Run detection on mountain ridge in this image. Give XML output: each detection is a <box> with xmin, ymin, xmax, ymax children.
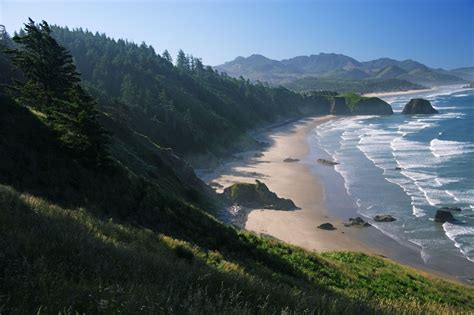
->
<box><xmin>216</xmin><ymin>53</ymin><xmax>469</xmax><ymax>92</ymax></box>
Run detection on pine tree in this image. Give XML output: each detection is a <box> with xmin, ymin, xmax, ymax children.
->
<box><xmin>6</xmin><ymin>19</ymin><xmax>109</xmax><ymax>166</ymax></box>
<box><xmin>162</xmin><ymin>49</ymin><xmax>172</xmax><ymax>64</ymax></box>
<box><xmin>176</xmin><ymin>49</ymin><xmax>189</xmax><ymax>71</ymax></box>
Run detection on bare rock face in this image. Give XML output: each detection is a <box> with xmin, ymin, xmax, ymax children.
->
<box><xmin>402</xmin><ymin>98</ymin><xmax>438</xmax><ymax>114</ymax></box>
<box><xmin>434</xmin><ymin>210</ymin><xmax>457</xmax><ymax>223</ymax></box>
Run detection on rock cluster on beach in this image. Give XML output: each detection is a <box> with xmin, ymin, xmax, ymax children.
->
<box><xmin>402</xmin><ymin>98</ymin><xmax>439</xmax><ymax>114</ymax></box>
<box><xmin>222</xmin><ymin>180</ymin><xmax>298</xmax><ymax>210</ymax></box>
<box><xmin>344</xmin><ymin>217</ymin><xmax>371</xmax><ymax>227</ymax></box>
<box><xmin>373</xmin><ymin>215</ymin><xmax>396</xmax><ymax>222</ymax></box>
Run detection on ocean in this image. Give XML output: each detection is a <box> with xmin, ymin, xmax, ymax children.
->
<box><xmin>311</xmin><ymin>85</ymin><xmax>474</xmax><ymax>272</ymax></box>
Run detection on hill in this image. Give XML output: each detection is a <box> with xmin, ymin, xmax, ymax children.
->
<box><xmin>0</xmin><ymin>20</ymin><xmax>473</xmax><ymax>314</ymax></box>
<box><xmin>216</xmin><ymin>53</ymin><xmax>468</xmax><ymax>92</ymax></box>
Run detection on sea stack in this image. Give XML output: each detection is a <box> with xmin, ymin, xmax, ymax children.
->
<box><xmin>402</xmin><ymin>98</ymin><xmax>438</xmax><ymax>114</ymax></box>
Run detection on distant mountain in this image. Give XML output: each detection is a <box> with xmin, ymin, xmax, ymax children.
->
<box><xmin>216</xmin><ymin>53</ymin><xmax>468</xmax><ymax>92</ymax></box>
<box><xmin>448</xmin><ymin>67</ymin><xmax>474</xmax><ymax>81</ymax></box>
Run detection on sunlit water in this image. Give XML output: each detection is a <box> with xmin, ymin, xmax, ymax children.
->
<box><xmin>312</xmin><ymin>85</ymin><xmax>474</xmax><ymax>265</ymax></box>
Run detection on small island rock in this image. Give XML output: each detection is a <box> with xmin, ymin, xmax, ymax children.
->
<box><xmin>402</xmin><ymin>98</ymin><xmax>438</xmax><ymax>114</ymax></box>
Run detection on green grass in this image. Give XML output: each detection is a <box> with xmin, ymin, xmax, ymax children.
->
<box><xmin>339</xmin><ymin>92</ymin><xmax>369</xmax><ymax>111</ymax></box>
<box><xmin>1</xmin><ymin>184</ymin><xmax>473</xmax><ymax>314</ymax></box>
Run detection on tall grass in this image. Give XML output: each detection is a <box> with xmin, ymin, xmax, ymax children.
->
<box><xmin>1</xmin><ymin>185</ymin><xmax>472</xmax><ymax>314</ymax></box>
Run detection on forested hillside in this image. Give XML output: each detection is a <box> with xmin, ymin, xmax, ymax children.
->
<box><xmin>51</xmin><ymin>27</ymin><xmax>321</xmax><ymax>163</ymax></box>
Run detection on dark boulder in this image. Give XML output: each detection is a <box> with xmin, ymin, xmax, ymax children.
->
<box><xmin>318</xmin><ymin>223</ymin><xmax>336</xmax><ymax>230</ymax></box>
<box><xmin>402</xmin><ymin>98</ymin><xmax>438</xmax><ymax>114</ymax></box>
<box><xmin>374</xmin><ymin>215</ymin><xmax>396</xmax><ymax>222</ymax></box>
<box><xmin>283</xmin><ymin>158</ymin><xmax>300</xmax><ymax>163</ymax></box>
<box><xmin>317</xmin><ymin>158</ymin><xmax>339</xmax><ymax>166</ymax></box>
<box><xmin>434</xmin><ymin>210</ymin><xmax>457</xmax><ymax>223</ymax></box>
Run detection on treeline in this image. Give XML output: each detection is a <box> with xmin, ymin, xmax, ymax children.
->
<box><xmin>49</xmin><ymin>26</ymin><xmax>326</xmax><ymax>159</ymax></box>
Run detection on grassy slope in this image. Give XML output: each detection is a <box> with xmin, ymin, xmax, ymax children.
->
<box><xmin>1</xmin><ymin>185</ymin><xmax>473</xmax><ymax>314</ymax></box>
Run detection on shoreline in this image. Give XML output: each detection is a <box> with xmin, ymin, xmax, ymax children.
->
<box><xmin>201</xmin><ymin>115</ymin><xmax>471</xmax><ymax>285</ymax></box>
<box><xmin>363</xmin><ymin>87</ymin><xmax>435</xmax><ymax>98</ymax></box>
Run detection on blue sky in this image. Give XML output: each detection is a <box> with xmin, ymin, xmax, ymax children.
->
<box><xmin>1</xmin><ymin>0</ymin><xmax>473</xmax><ymax>69</ymax></box>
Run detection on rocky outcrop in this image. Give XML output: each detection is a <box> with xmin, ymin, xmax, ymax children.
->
<box><xmin>330</xmin><ymin>97</ymin><xmax>352</xmax><ymax>115</ymax></box>
<box><xmin>434</xmin><ymin>210</ymin><xmax>457</xmax><ymax>223</ymax></box>
<box><xmin>318</xmin><ymin>223</ymin><xmax>336</xmax><ymax>230</ymax></box>
<box><xmin>374</xmin><ymin>215</ymin><xmax>396</xmax><ymax>222</ymax></box>
<box><xmin>344</xmin><ymin>217</ymin><xmax>371</xmax><ymax>227</ymax></box>
<box><xmin>317</xmin><ymin>158</ymin><xmax>339</xmax><ymax>166</ymax></box>
<box><xmin>222</xmin><ymin>180</ymin><xmax>298</xmax><ymax>210</ymax></box>
<box><xmin>402</xmin><ymin>98</ymin><xmax>438</xmax><ymax>114</ymax></box>
<box><xmin>330</xmin><ymin>95</ymin><xmax>393</xmax><ymax>115</ymax></box>
<box><xmin>351</xmin><ymin>97</ymin><xmax>394</xmax><ymax>115</ymax></box>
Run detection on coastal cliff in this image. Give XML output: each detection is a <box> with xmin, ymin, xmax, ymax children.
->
<box><xmin>330</xmin><ymin>93</ymin><xmax>393</xmax><ymax>115</ymax></box>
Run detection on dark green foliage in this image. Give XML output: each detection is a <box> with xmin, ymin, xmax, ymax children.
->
<box><xmin>49</xmin><ymin>27</ymin><xmax>324</xmax><ymax>160</ymax></box>
<box><xmin>5</xmin><ymin>19</ymin><xmax>108</xmax><ymax>166</ymax></box>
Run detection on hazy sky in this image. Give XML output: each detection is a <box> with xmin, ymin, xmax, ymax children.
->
<box><xmin>1</xmin><ymin>0</ymin><xmax>473</xmax><ymax>69</ymax></box>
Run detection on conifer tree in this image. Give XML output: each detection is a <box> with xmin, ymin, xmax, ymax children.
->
<box><xmin>6</xmin><ymin>19</ymin><xmax>109</xmax><ymax>166</ymax></box>
<box><xmin>162</xmin><ymin>49</ymin><xmax>172</xmax><ymax>64</ymax></box>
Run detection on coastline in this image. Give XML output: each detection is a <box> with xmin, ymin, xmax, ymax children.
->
<box><xmin>363</xmin><ymin>87</ymin><xmax>434</xmax><ymax>98</ymax></box>
<box><xmin>201</xmin><ymin>115</ymin><xmax>471</xmax><ymax>284</ymax></box>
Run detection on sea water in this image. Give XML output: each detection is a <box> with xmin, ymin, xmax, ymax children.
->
<box><xmin>311</xmin><ymin>85</ymin><xmax>474</xmax><ymax>269</ymax></box>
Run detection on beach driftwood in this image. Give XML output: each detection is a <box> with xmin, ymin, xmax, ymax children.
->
<box><xmin>283</xmin><ymin>157</ymin><xmax>300</xmax><ymax>162</ymax></box>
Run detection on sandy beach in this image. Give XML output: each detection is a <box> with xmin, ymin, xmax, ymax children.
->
<box><xmin>201</xmin><ymin>115</ymin><xmax>472</xmax><ymax>284</ymax></box>
<box><xmin>363</xmin><ymin>87</ymin><xmax>434</xmax><ymax>98</ymax></box>
<box><xmin>204</xmin><ymin>115</ymin><xmax>374</xmax><ymax>252</ymax></box>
